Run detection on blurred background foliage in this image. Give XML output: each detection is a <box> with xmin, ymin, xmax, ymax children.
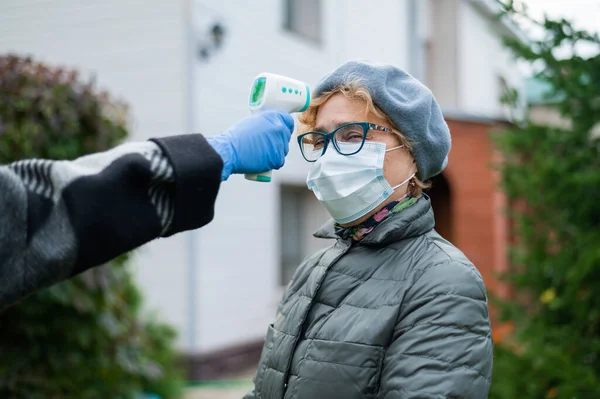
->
<box><xmin>490</xmin><ymin>2</ymin><xmax>600</xmax><ymax>398</ymax></box>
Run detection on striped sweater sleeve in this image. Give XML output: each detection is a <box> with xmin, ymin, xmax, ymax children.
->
<box><xmin>0</xmin><ymin>133</ymin><xmax>222</xmax><ymax>309</ymax></box>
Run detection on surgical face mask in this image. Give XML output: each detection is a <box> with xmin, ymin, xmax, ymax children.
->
<box><xmin>306</xmin><ymin>141</ymin><xmax>416</xmax><ymax>225</ymax></box>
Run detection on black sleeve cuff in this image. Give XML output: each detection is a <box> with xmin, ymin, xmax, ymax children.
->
<box><xmin>150</xmin><ymin>134</ymin><xmax>223</xmax><ymax>235</ymax></box>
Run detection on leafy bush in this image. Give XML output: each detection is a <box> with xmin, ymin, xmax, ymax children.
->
<box><xmin>490</xmin><ymin>3</ymin><xmax>600</xmax><ymax>398</ymax></box>
<box><xmin>0</xmin><ymin>55</ymin><xmax>184</xmax><ymax>398</ymax></box>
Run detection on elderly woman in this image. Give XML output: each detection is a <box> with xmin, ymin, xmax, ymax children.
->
<box><xmin>244</xmin><ymin>61</ymin><xmax>493</xmax><ymax>399</ymax></box>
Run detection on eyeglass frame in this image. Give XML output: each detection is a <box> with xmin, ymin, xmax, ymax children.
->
<box><xmin>297</xmin><ymin>122</ymin><xmax>394</xmax><ymax>162</ymax></box>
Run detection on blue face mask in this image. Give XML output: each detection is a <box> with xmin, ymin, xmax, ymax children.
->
<box><xmin>306</xmin><ymin>142</ymin><xmax>415</xmax><ymax>224</ymax></box>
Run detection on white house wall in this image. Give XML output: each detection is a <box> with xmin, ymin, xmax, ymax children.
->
<box><xmin>427</xmin><ymin>0</ymin><xmax>525</xmax><ymax>119</ymax></box>
<box><xmin>0</xmin><ymin>0</ymin><xmax>193</xmax><ymax>349</ymax></box>
<box><xmin>428</xmin><ymin>0</ymin><xmax>460</xmax><ymax>108</ymax></box>
<box><xmin>457</xmin><ymin>0</ymin><xmax>525</xmax><ymax>118</ymax></box>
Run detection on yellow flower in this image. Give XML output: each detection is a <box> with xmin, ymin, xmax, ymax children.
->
<box><xmin>540</xmin><ymin>288</ymin><xmax>556</xmax><ymax>304</ymax></box>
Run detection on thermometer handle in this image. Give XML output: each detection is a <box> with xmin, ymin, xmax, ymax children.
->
<box><xmin>244</xmin><ymin>170</ymin><xmax>272</xmax><ymax>182</ymax></box>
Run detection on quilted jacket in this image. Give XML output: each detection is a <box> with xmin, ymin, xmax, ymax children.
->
<box><xmin>244</xmin><ymin>195</ymin><xmax>493</xmax><ymax>399</ymax></box>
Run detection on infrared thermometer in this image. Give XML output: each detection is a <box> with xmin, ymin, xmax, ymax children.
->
<box><xmin>245</xmin><ymin>72</ymin><xmax>311</xmax><ymax>182</ymax></box>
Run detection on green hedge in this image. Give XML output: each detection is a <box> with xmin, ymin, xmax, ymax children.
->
<box><xmin>490</xmin><ymin>3</ymin><xmax>600</xmax><ymax>398</ymax></box>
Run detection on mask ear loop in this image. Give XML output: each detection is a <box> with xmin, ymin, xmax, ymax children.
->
<box><xmin>385</xmin><ymin>145</ymin><xmax>404</xmax><ymax>153</ymax></box>
<box><xmin>387</xmin><ymin>143</ymin><xmax>418</xmax><ymax>190</ymax></box>
<box><xmin>391</xmin><ymin>172</ymin><xmax>416</xmax><ymax>190</ymax></box>
<box><xmin>410</xmin><ymin>161</ymin><xmax>418</xmax><ymax>187</ymax></box>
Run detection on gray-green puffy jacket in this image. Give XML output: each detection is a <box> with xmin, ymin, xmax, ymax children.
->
<box><xmin>244</xmin><ymin>196</ymin><xmax>493</xmax><ymax>399</ymax></box>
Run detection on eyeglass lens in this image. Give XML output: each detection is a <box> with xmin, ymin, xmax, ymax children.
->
<box><xmin>300</xmin><ymin>123</ymin><xmax>366</xmax><ymax>161</ymax></box>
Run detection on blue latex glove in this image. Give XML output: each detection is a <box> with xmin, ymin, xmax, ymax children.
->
<box><xmin>207</xmin><ymin>110</ymin><xmax>295</xmax><ymax>181</ymax></box>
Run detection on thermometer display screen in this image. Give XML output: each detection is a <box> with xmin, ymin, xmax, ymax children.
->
<box><xmin>249</xmin><ymin>77</ymin><xmax>266</xmax><ymax>107</ymax></box>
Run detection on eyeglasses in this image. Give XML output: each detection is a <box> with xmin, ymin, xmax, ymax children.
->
<box><xmin>297</xmin><ymin>122</ymin><xmax>393</xmax><ymax>162</ymax></box>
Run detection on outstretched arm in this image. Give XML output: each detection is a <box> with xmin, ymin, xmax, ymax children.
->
<box><xmin>0</xmin><ymin>109</ymin><xmax>294</xmax><ymax>310</ymax></box>
<box><xmin>0</xmin><ymin>134</ymin><xmax>221</xmax><ymax>309</ymax></box>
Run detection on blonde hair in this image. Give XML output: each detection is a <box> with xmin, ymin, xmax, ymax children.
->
<box><xmin>299</xmin><ymin>80</ymin><xmax>430</xmax><ymax>197</ymax></box>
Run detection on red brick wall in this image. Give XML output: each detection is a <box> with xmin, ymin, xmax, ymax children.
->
<box><xmin>436</xmin><ymin>119</ymin><xmax>510</xmax><ymax>306</ymax></box>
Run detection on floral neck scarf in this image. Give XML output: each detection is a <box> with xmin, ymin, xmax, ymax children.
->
<box><xmin>334</xmin><ymin>194</ymin><xmax>418</xmax><ymax>242</ymax></box>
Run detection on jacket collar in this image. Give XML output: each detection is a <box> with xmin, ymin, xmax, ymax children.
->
<box><xmin>313</xmin><ymin>195</ymin><xmax>435</xmax><ymax>246</ymax></box>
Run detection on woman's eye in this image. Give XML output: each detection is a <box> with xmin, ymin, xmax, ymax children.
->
<box><xmin>346</xmin><ymin>132</ymin><xmax>363</xmax><ymax>141</ymax></box>
<box><xmin>338</xmin><ymin>129</ymin><xmax>363</xmax><ymax>142</ymax></box>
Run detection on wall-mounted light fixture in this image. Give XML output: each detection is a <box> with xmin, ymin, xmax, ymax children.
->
<box><xmin>197</xmin><ymin>22</ymin><xmax>226</xmax><ymax>61</ymax></box>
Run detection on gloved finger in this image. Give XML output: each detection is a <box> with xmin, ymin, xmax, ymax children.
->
<box><xmin>283</xmin><ymin>112</ymin><xmax>295</xmax><ymax>133</ymax></box>
<box><xmin>271</xmin><ymin>110</ymin><xmax>294</xmax><ymax>134</ymax></box>
<box><xmin>283</xmin><ymin>132</ymin><xmax>290</xmax><ymax>156</ymax></box>
<box><xmin>272</xmin><ymin>154</ymin><xmax>286</xmax><ymax>170</ymax></box>
<box><xmin>272</xmin><ymin>139</ymin><xmax>288</xmax><ymax>170</ymax></box>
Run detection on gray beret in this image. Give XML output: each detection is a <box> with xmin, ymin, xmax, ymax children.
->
<box><xmin>313</xmin><ymin>60</ymin><xmax>451</xmax><ymax>181</ymax></box>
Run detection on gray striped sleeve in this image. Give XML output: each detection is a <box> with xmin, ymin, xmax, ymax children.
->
<box><xmin>8</xmin><ymin>142</ymin><xmax>176</xmax><ymax>237</ymax></box>
<box><xmin>143</xmin><ymin>144</ymin><xmax>176</xmax><ymax>236</ymax></box>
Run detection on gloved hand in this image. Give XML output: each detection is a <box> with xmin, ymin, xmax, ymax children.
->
<box><xmin>207</xmin><ymin>110</ymin><xmax>295</xmax><ymax>181</ymax></box>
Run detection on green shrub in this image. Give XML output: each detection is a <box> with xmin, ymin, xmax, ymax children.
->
<box><xmin>0</xmin><ymin>55</ymin><xmax>184</xmax><ymax>398</ymax></box>
<box><xmin>490</xmin><ymin>3</ymin><xmax>600</xmax><ymax>398</ymax></box>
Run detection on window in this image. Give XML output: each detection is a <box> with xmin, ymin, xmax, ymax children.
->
<box><xmin>283</xmin><ymin>0</ymin><xmax>322</xmax><ymax>44</ymax></box>
<box><xmin>279</xmin><ymin>185</ymin><xmax>330</xmax><ymax>285</ymax></box>
<box><xmin>280</xmin><ymin>185</ymin><xmax>306</xmax><ymax>285</ymax></box>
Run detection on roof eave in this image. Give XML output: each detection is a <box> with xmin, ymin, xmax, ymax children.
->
<box><xmin>466</xmin><ymin>0</ymin><xmax>530</xmax><ymax>46</ymax></box>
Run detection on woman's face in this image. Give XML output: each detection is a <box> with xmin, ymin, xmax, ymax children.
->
<box><xmin>314</xmin><ymin>93</ymin><xmax>417</xmax><ymax>226</ymax></box>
